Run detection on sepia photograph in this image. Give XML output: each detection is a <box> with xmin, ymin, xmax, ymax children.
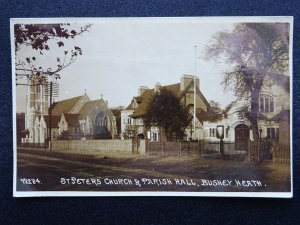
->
<box><xmin>12</xmin><ymin>17</ymin><xmax>293</xmax><ymax>197</ymax></box>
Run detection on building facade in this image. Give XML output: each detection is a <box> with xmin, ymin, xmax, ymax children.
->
<box><xmin>21</xmin><ymin>83</ymin><xmax>120</xmax><ymax>145</ymax></box>
<box><xmin>22</xmin><ymin>79</ymin><xmax>49</xmax><ymax>144</ymax></box>
<box><xmin>121</xmin><ymin>75</ymin><xmax>214</xmax><ymax>141</ymax></box>
<box><xmin>201</xmin><ymin>73</ymin><xmax>290</xmax><ymax>146</ymax></box>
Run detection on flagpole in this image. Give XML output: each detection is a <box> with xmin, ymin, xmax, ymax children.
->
<box><xmin>194</xmin><ymin>45</ymin><xmax>197</xmax><ymax>140</ymax></box>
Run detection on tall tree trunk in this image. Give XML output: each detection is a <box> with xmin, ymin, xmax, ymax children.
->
<box><xmin>160</xmin><ymin>127</ymin><xmax>167</xmax><ymax>142</ymax></box>
<box><xmin>250</xmin><ymin>88</ymin><xmax>260</xmax><ymax>141</ymax></box>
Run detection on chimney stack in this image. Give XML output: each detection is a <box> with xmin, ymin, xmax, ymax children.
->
<box><xmin>154</xmin><ymin>82</ymin><xmax>161</xmax><ymax>92</ymax></box>
<box><xmin>138</xmin><ymin>86</ymin><xmax>149</xmax><ymax>96</ymax></box>
<box><xmin>180</xmin><ymin>74</ymin><xmax>199</xmax><ymax>91</ymax></box>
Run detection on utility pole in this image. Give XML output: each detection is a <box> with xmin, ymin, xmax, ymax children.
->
<box><xmin>194</xmin><ymin>45</ymin><xmax>197</xmax><ymax>140</ymax></box>
<box><xmin>45</xmin><ymin>81</ymin><xmax>59</xmax><ymax>151</ymax></box>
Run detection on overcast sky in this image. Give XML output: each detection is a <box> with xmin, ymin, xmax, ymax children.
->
<box><xmin>15</xmin><ymin>18</ymin><xmax>245</xmax><ymax>112</ymax></box>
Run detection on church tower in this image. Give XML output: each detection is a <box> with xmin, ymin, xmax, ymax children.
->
<box><xmin>25</xmin><ymin>79</ymin><xmax>49</xmax><ymax>143</ymax></box>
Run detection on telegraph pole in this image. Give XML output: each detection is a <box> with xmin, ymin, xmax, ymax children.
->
<box><xmin>194</xmin><ymin>45</ymin><xmax>197</xmax><ymax>140</ymax></box>
<box><xmin>45</xmin><ymin>81</ymin><xmax>59</xmax><ymax>151</ymax></box>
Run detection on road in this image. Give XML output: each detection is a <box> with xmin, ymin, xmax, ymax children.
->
<box><xmin>16</xmin><ymin>148</ymin><xmax>291</xmax><ymax>193</ymax></box>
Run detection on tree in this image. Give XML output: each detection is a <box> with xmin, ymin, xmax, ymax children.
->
<box><xmin>209</xmin><ymin>100</ymin><xmax>222</xmax><ymax>114</ymax></box>
<box><xmin>204</xmin><ymin>23</ymin><xmax>289</xmax><ymax>141</ymax></box>
<box><xmin>14</xmin><ymin>23</ymin><xmax>92</xmax><ymax>86</ymax></box>
<box><xmin>144</xmin><ymin>88</ymin><xmax>192</xmax><ymax>141</ymax></box>
<box><xmin>122</xmin><ymin>124</ymin><xmax>137</xmax><ymax>139</ymax></box>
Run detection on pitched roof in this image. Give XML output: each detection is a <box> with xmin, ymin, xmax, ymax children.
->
<box><xmin>271</xmin><ymin>110</ymin><xmax>290</xmax><ymax>121</ymax></box>
<box><xmin>110</xmin><ymin>108</ymin><xmax>121</xmax><ymax>118</ymax></box>
<box><xmin>44</xmin><ymin>115</ymin><xmax>61</xmax><ymax>128</ymax></box>
<box><xmin>64</xmin><ymin>113</ymin><xmax>80</xmax><ymax>127</ymax></box>
<box><xmin>268</xmin><ymin>73</ymin><xmax>290</xmax><ymax>92</ymax></box>
<box><xmin>78</xmin><ymin>100</ymin><xmax>101</xmax><ymax>119</ymax></box>
<box><xmin>127</xmin><ymin>81</ymin><xmax>211</xmax><ymax>118</ymax></box>
<box><xmin>127</xmin><ymin>89</ymin><xmax>155</xmax><ymax>118</ymax></box>
<box><xmin>222</xmin><ymin>100</ymin><xmax>238</xmax><ymax>114</ymax></box>
<box><xmin>196</xmin><ymin>110</ymin><xmax>222</xmax><ymax>122</ymax></box>
<box><xmin>50</xmin><ymin>95</ymin><xmax>84</xmax><ymax>116</ymax></box>
<box><xmin>126</xmin><ymin>89</ymin><xmax>152</xmax><ymax>114</ymax></box>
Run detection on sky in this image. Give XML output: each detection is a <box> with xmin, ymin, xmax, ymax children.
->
<box><xmin>15</xmin><ymin>18</ymin><xmax>242</xmax><ymax>112</ymax></box>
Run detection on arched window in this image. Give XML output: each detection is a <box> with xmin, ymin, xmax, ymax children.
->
<box><xmin>259</xmin><ymin>94</ymin><xmax>274</xmax><ymax>113</ymax></box>
<box><xmin>94</xmin><ymin>111</ymin><xmax>108</xmax><ymax>135</ymax></box>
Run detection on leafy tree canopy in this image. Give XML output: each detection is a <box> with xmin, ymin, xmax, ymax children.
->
<box><xmin>204</xmin><ymin>23</ymin><xmax>289</xmax><ymax>140</ymax></box>
<box><xmin>209</xmin><ymin>100</ymin><xmax>222</xmax><ymax>114</ymax></box>
<box><xmin>144</xmin><ymin>88</ymin><xmax>192</xmax><ymax>141</ymax></box>
<box><xmin>205</xmin><ymin>23</ymin><xmax>289</xmax><ymax>95</ymax></box>
<box><xmin>15</xmin><ymin>23</ymin><xmax>92</xmax><ymax>86</ymax></box>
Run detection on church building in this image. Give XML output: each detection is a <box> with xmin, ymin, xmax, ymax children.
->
<box><xmin>21</xmin><ymin>81</ymin><xmax>120</xmax><ymax>145</ymax></box>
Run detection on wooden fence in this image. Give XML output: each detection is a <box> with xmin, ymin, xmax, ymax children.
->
<box><xmin>146</xmin><ymin>140</ymin><xmax>247</xmax><ymax>159</ymax></box>
<box><xmin>248</xmin><ymin>140</ymin><xmax>290</xmax><ymax>163</ymax></box>
<box><xmin>21</xmin><ymin>138</ymin><xmax>290</xmax><ymax>163</ymax></box>
<box><xmin>146</xmin><ymin>140</ymin><xmax>290</xmax><ymax>163</ymax></box>
<box><xmin>272</xmin><ymin>143</ymin><xmax>290</xmax><ymax>163</ymax></box>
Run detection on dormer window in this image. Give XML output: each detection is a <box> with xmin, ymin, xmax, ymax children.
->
<box><xmin>132</xmin><ymin>99</ymin><xmax>137</xmax><ymax>108</ymax></box>
<box><xmin>259</xmin><ymin>94</ymin><xmax>274</xmax><ymax>113</ymax></box>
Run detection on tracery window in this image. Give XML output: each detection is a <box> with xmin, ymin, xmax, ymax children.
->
<box><xmin>259</xmin><ymin>94</ymin><xmax>274</xmax><ymax>113</ymax></box>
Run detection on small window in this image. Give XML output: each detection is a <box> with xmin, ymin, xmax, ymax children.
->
<box><xmin>209</xmin><ymin>128</ymin><xmax>216</xmax><ymax>137</ymax></box>
<box><xmin>266</xmin><ymin>127</ymin><xmax>279</xmax><ymax>140</ymax></box>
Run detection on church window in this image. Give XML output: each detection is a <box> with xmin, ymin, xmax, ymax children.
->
<box><xmin>259</xmin><ymin>94</ymin><xmax>274</xmax><ymax>113</ymax></box>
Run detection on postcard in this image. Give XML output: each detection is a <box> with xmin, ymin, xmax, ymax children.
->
<box><xmin>12</xmin><ymin>17</ymin><xmax>293</xmax><ymax>197</ymax></box>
